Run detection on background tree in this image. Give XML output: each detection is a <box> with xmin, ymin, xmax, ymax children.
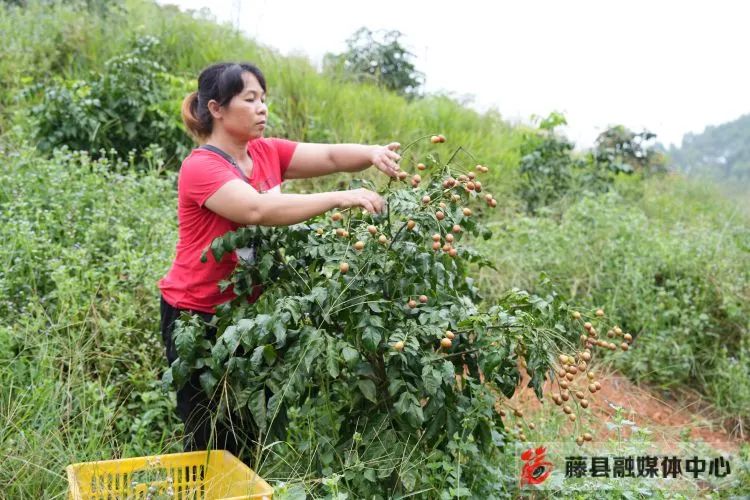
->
<box><xmin>593</xmin><ymin>125</ymin><xmax>667</xmax><ymax>176</ymax></box>
<box><xmin>323</xmin><ymin>27</ymin><xmax>424</xmax><ymax>99</ymax></box>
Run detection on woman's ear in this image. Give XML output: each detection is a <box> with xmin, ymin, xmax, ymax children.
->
<box><xmin>207</xmin><ymin>99</ymin><xmax>223</xmax><ymax>120</ymax></box>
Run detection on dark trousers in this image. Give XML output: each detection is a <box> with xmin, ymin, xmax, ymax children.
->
<box><xmin>159</xmin><ymin>295</ymin><xmax>249</xmax><ymax>455</ymax></box>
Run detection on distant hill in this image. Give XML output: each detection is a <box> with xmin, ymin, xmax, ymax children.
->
<box><xmin>666</xmin><ymin>113</ymin><xmax>750</xmax><ymax>181</ymax></box>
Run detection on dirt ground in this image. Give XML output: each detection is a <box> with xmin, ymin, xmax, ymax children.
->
<box><xmin>507</xmin><ymin>367</ymin><xmax>746</xmax><ymax>454</ymax></box>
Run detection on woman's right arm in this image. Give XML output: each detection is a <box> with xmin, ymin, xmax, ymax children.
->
<box><xmin>203</xmin><ymin>179</ymin><xmax>385</xmax><ymax>226</ymax></box>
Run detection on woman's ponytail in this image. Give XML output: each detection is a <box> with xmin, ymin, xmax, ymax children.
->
<box><xmin>181</xmin><ymin>91</ymin><xmax>205</xmax><ymax>140</ymax></box>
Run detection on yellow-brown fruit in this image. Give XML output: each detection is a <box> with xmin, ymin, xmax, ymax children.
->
<box><xmin>440</xmin><ymin>337</ymin><xmax>453</xmax><ymax>348</ymax></box>
<box><xmin>316</xmin><ymin>228</ymin><xmax>324</xmax><ymax>235</ymax></box>
<box><xmin>398</xmin><ymin>171</ymin><xmax>408</xmax><ymax>181</ymax></box>
<box><xmin>565</xmin><ymin>373</ymin><xmax>575</xmax><ymax>382</ymax></box>
<box><xmin>452</xmin><ymin>224</ymin><xmax>462</xmax><ymax>233</ymax></box>
<box><xmin>596</xmin><ymin>308</ymin><xmax>605</xmax><ymax>317</ymax></box>
<box><xmin>430</xmin><ymin>135</ymin><xmax>441</xmax><ymax>144</ymax></box>
<box><xmin>614</xmin><ymin>326</ymin><xmax>623</xmax><ymax>335</ymax></box>
<box><xmin>336</xmin><ymin>228</ymin><xmax>346</xmax><ymax>237</ymax></box>
<box><xmin>422</xmin><ymin>195</ymin><xmax>431</xmax><ymax>204</ymax></box>
<box><xmin>594</xmin><ymin>381</ymin><xmax>602</xmax><ymax>390</ymax></box>
<box><xmin>368</xmin><ymin>225</ymin><xmax>378</xmax><ymax>235</ymax></box>
<box><xmin>419</xmin><ymin>295</ymin><xmax>428</xmax><ymax>304</ymax></box>
<box><xmin>432</xmin><ymin>233</ymin><xmax>441</xmax><ymax>242</ymax></box>
<box><xmin>563</xmin><ymin>405</ymin><xmax>573</xmax><ymax>414</ymax></box>
<box><xmin>445</xmin><ymin>330</ymin><xmax>455</xmax><ymax>340</ymax></box>
<box><xmin>451</xmin><ymin>194</ymin><xmax>461</xmax><ymax>202</ymax></box>
<box><xmin>466</xmin><ymin>181</ymin><xmax>476</xmax><ymax>191</ymax></box>
<box><xmin>588</xmin><ymin>383</ymin><xmax>597</xmax><ymax>393</ymax></box>
<box><xmin>580</xmin><ymin>399</ymin><xmax>589</xmax><ymax>408</ymax></box>
<box><xmin>528</xmin><ymin>422</ymin><xmax>536</xmax><ymax>430</ymax></box>
<box><xmin>354</xmin><ymin>241</ymin><xmax>365</xmax><ymax>251</ymax></box>
<box><xmin>436</xmin><ymin>211</ymin><xmax>445</xmax><ymax>220</ymax></box>
<box><xmin>449</xmin><ymin>248</ymin><xmax>458</xmax><ymax>257</ymax></box>
<box><xmin>575</xmin><ymin>391</ymin><xmax>585</xmax><ymax>400</ymax></box>
<box><xmin>457</xmin><ymin>174</ymin><xmax>468</xmax><ymax>183</ymax></box>
<box><xmin>573</xmin><ymin>311</ymin><xmax>582</xmax><ymax>320</ymax></box>
<box><xmin>624</xmin><ymin>333</ymin><xmax>632</xmax><ymax>342</ymax></box>
<box><xmin>378</xmin><ymin>234</ymin><xmax>388</xmax><ymax>245</ymax></box>
<box><xmin>412</xmin><ymin>174</ymin><xmax>422</xmax><ymax>183</ymax></box>
<box><xmin>442</xmin><ymin>243</ymin><xmax>452</xmax><ymax>252</ymax></box>
<box><xmin>439</xmin><ymin>202</ymin><xmax>447</xmax><ymax>209</ymax></box>
<box><xmin>584</xmin><ymin>432</ymin><xmax>593</xmax><ymax>441</ymax></box>
<box><xmin>462</xmin><ymin>207</ymin><xmax>472</xmax><ymax>216</ymax></box>
<box><xmin>581</xmin><ymin>352</ymin><xmax>591</xmax><ymax>361</ymax></box>
<box><xmin>576</xmin><ymin>436</ymin><xmax>584</xmax><ymax>446</ymax></box>
<box><xmin>474</xmin><ymin>181</ymin><xmax>482</xmax><ymax>192</ymax></box>
<box><xmin>467</xmin><ymin>172</ymin><xmax>476</xmax><ymax>180</ymax></box>
<box><xmin>561</xmin><ymin>391</ymin><xmax>570</xmax><ymax>401</ymax></box>
<box><xmin>339</xmin><ymin>262</ymin><xmax>350</xmax><ymax>274</ymax></box>
<box><xmin>621</xmin><ymin>343</ymin><xmax>629</xmax><ymax>351</ymax></box>
<box><xmin>408</xmin><ymin>299</ymin><xmax>417</xmax><ymax>309</ymax></box>
<box><xmin>331</xmin><ymin>212</ymin><xmax>343</xmax><ymax>222</ymax></box>
<box><xmin>393</xmin><ymin>341</ymin><xmax>405</xmax><ymax>351</ymax></box>
<box><xmin>569</xmin><ymin>414</ymin><xmax>577</xmax><ymax>422</ymax></box>
<box><xmin>514</xmin><ymin>409</ymin><xmax>523</xmax><ymax>417</ymax></box>
<box><xmin>560</xmin><ymin>380</ymin><xmax>569</xmax><ymax>390</ymax></box>
<box><xmin>584</xmin><ymin>322</ymin><xmax>592</xmax><ymax>331</ymax></box>
<box><xmin>407</xmin><ymin>220</ymin><xmax>416</xmax><ymax>230</ymax></box>
<box><xmin>445</xmin><ymin>234</ymin><xmax>455</xmax><ymax>243</ymax></box>
<box><xmin>490</xmin><ymin>199</ymin><xmax>497</xmax><ymax>207</ymax></box>
<box><xmin>485</xmin><ymin>194</ymin><xmax>493</xmax><ymax>202</ymax></box>
<box><xmin>417</xmin><ymin>163</ymin><xmax>426</xmax><ymax>170</ymax></box>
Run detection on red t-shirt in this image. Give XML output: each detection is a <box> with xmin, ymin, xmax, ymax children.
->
<box><xmin>159</xmin><ymin>137</ymin><xmax>298</xmax><ymax>313</ymax></box>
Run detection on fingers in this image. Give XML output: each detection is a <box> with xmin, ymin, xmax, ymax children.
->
<box><xmin>375</xmin><ymin>157</ymin><xmax>399</xmax><ymax>178</ymax></box>
<box><xmin>386</xmin><ymin>142</ymin><xmax>401</xmax><ymax>151</ymax></box>
<box><xmin>358</xmin><ymin>189</ymin><xmax>384</xmax><ymax>214</ymax></box>
<box><xmin>360</xmin><ymin>198</ymin><xmax>376</xmax><ymax>214</ymax></box>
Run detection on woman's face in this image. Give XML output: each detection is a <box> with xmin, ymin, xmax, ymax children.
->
<box><xmin>219</xmin><ymin>71</ymin><xmax>268</xmax><ymax>140</ymax></box>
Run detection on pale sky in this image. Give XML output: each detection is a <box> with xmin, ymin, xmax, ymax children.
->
<box><xmin>159</xmin><ymin>0</ymin><xmax>750</xmax><ymax>149</ymax></box>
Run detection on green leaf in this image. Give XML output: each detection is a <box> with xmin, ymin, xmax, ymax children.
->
<box><xmin>422</xmin><ymin>366</ymin><xmax>441</xmax><ymax>396</ymax></box>
<box><xmin>248</xmin><ymin>389</ymin><xmax>267</xmax><ymax>434</ymax></box>
<box><xmin>357</xmin><ymin>379</ymin><xmax>377</xmax><ymax>403</ymax></box>
<box><xmin>362</xmin><ymin>327</ymin><xmax>381</xmax><ymax>352</ymax></box>
<box><xmin>262</xmin><ymin>344</ymin><xmax>277</xmax><ymax>365</ymax></box>
<box><xmin>199</xmin><ymin>370</ymin><xmax>218</xmax><ymax>395</ymax></box>
<box><xmin>341</xmin><ymin>345</ymin><xmax>359</xmax><ymax>366</ymax></box>
<box><xmin>326</xmin><ymin>341</ymin><xmax>339</xmax><ymax>378</ymax></box>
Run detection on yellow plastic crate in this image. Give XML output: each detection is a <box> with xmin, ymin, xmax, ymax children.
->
<box><xmin>66</xmin><ymin>450</ymin><xmax>273</xmax><ymax>499</ymax></box>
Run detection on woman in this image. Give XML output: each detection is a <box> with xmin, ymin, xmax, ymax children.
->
<box><xmin>159</xmin><ymin>62</ymin><xmax>401</xmax><ymax>454</ymax></box>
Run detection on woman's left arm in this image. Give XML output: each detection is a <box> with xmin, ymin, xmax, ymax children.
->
<box><xmin>284</xmin><ymin>142</ymin><xmax>401</xmax><ymax>180</ymax></box>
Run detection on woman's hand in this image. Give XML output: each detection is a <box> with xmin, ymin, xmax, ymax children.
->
<box><xmin>337</xmin><ymin>188</ymin><xmax>386</xmax><ymax>215</ymax></box>
<box><xmin>369</xmin><ymin>142</ymin><xmax>401</xmax><ymax>178</ymax></box>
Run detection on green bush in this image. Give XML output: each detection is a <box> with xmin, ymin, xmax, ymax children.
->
<box><xmin>23</xmin><ymin>36</ymin><xmax>193</xmax><ymax>167</ymax></box>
